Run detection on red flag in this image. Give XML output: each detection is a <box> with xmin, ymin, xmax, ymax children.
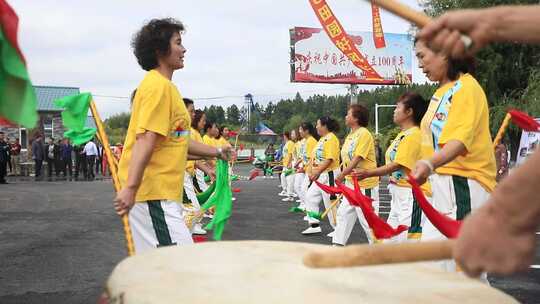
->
<box><xmin>0</xmin><ymin>116</ymin><xmax>16</xmax><ymax>127</ymax></box>
<box><xmin>229</xmin><ymin>130</ymin><xmax>238</xmax><ymax>137</ymax></box>
<box><xmin>336</xmin><ymin>181</ymin><xmax>408</xmax><ymax>239</ymax></box>
<box><xmin>248</xmin><ymin>169</ymin><xmax>260</xmax><ymax>180</ymax></box>
<box><xmin>314</xmin><ymin>180</ymin><xmax>342</xmax><ymax>195</ymax></box>
<box><xmin>407</xmin><ymin>174</ymin><xmax>461</xmax><ymax>238</ymax></box>
<box><xmin>0</xmin><ymin>1</ymin><xmax>25</xmax><ymax>62</ymax></box>
<box><xmin>509</xmin><ymin>109</ymin><xmax>540</xmax><ymax>132</ymax></box>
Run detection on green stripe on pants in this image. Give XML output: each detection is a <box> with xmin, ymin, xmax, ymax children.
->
<box><xmin>452</xmin><ymin>175</ymin><xmax>471</xmax><ymax>220</ymax></box>
<box><xmin>408</xmin><ymin>196</ymin><xmax>422</xmax><ymax>233</ymax></box>
<box><xmin>147</xmin><ymin>200</ymin><xmax>174</xmax><ymax>247</ymax></box>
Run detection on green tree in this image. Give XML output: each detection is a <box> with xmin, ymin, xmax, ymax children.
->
<box><xmin>226</xmin><ymin>104</ymin><xmax>241</xmax><ymax>126</ymax></box>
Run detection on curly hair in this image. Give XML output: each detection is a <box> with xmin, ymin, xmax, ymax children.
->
<box><xmin>131</xmin><ymin>18</ymin><xmax>185</xmax><ymax>71</ymax></box>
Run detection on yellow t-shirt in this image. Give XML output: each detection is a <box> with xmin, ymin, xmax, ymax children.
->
<box><xmin>341</xmin><ymin>127</ymin><xmax>379</xmax><ymax>188</ymax></box>
<box><xmin>294</xmin><ymin>140</ymin><xmax>303</xmax><ymax>164</ymax></box>
<box><xmin>282</xmin><ymin>140</ymin><xmax>295</xmax><ymax>167</ymax></box>
<box><xmin>311</xmin><ymin>132</ymin><xmax>340</xmax><ymax>172</ymax></box>
<box><xmin>118</xmin><ymin>69</ymin><xmax>191</xmax><ymax>202</ymax></box>
<box><xmin>385</xmin><ymin>126</ymin><xmax>431</xmax><ymax>195</ymax></box>
<box><xmin>420</xmin><ymin>73</ymin><xmax>496</xmax><ymax>192</ymax></box>
<box><xmin>203</xmin><ymin>134</ymin><xmax>217</xmax><ymax>147</ymax></box>
<box><xmin>301</xmin><ymin>136</ymin><xmax>318</xmax><ymax>172</ymax></box>
<box><xmin>216</xmin><ymin>136</ymin><xmax>231</xmax><ymax>147</ymax></box>
<box><xmin>186</xmin><ymin>128</ymin><xmax>203</xmax><ymax>176</ymax></box>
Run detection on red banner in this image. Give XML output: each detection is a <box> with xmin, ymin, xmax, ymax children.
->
<box><xmin>309</xmin><ymin>0</ymin><xmax>382</xmax><ymax>80</ymax></box>
<box><xmin>371</xmin><ymin>3</ymin><xmax>386</xmax><ymax>49</ymax></box>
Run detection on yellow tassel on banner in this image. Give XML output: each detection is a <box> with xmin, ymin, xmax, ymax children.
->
<box><xmin>493</xmin><ymin>113</ymin><xmax>512</xmax><ymax>148</ymax></box>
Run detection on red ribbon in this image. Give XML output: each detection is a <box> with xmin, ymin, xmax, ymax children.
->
<box><xmin>407</xmin><ymin>174</ymin><xmax>461</xmax><ymax>238</ymax></box>
<box><xmin>509</xmin><ymin>109</ymin><xmax>540</xmax><ymax>132</ymax></box>
<box><xmin>336</xmin><ymin>181</ymin><xmax>408</xmax><ymax>239</ymax></box>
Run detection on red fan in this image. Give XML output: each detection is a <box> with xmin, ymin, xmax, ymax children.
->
<box><xmin>407</xmin><ymin>174</ymin><xmax>461</xmax><ymax>238</ymax></box>
<box><xmin>314</xmin><ymin>180</ymin><xmax>342</xmax><ymax>195</ymax></box>
<box><xmin>336</xmin><ymin>181</ymin><xmax>408</xmax><ymax>239</ymax></box>
<box><xmin>232</xmin><ymin>188</ymin><xmax>242</xmax><ymax>193</ymax></box>
<box><xmin>229</xmin><ymin>130</ymin><xmax>239</xmax><ymax>137</ymax></box>
<box><xmin>248</xmin><ymin>169</ymin><xmax>260</xmax><ymax>180</ymax></box>
<box><xmin>509</xmin><ymin>109</ymin><xmax>540</xmax><ymax>132</ymax></box>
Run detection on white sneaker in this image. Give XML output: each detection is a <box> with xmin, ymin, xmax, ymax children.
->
<box><xmin>303</xmin><ymin>215</ymin><xmax>309</xmax><ymax>221</ymax></box>
<box><xmin>281</xmin><ymin>197</ymin><xmax>294</xmax><ymax>202</ymax></box>
<box><xmin>302</xmin><ymin>226</ymin><xmax>322</xmax><ymax>235</ymax></box>
<box><xmin>232</xmin><ymin>197</ymin><xmax>237</xmax><ymax>201</ymax></box>
<box><xmin>278</xmin><ymin>191</ymin><xmax>287</xmax><ymax>197</ymax></box>
<box><xmin>295</xmin><ymin>199</ymin><xmax>301</xmax><ymax>203</ymax></box>
<box><xmin>326</xmin><ymin>231</ymin><xmax>335</xmax><ymax>238</ymax></box>
<box><xmin>192</xmin><ymin>224</ymin><xmax>207</xmax><ymax>235</ymax></box>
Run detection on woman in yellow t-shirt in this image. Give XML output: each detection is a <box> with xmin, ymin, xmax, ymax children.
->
<box><xmin>191</xmin><ymin>110</ymin><xmax>213</xmax><ymax>193</ymax></box>
<box><xmin>295</xmin><ymin>122</ymin><xmax>319</xmax><ymax>212</ymax></box>
<box><xmin>202</xmin><ymin>121</ymin><xmax>220</xmax><ymax>168</ymax></box>
<box><xmin>331</xmin><ymin>104</ymin><xmax>380</xmax><ymax>245</ymax></box>
<box><xmin>278</xmin><ymin>131</ymin><xmax>295</xmax><ymax>197</ymax></box>
<box><xmin>115</xmin><ymin>19</ymin><xmax>231</xmax><ymax>253</ymax></box>
<box><xmin>216</xmin><ymin>126</ymin><xmax>233</xmax><ymax>148</ymax></box>
<box><xmin>355</xmin><ymin>93</ymin><xmax>429</xmax><ymax>243</ymax></box>
<box><xmin>302</xmin><ymin>117</ymin><xmax>341</xmax><ymax>235</ymax></box>
<box><xmin>412</xmin><ymin>41</ymin><xmax>496</xmax><ymax>275</ymax></box>
<box><xmin>281</xmin><ymin>129</ymin><xmax>299</xmax><ymax>202</ymax></box>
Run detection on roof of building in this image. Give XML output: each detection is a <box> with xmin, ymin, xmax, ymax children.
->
<box><xmin>34</xmin><ymin>85</ymin><xmax>80</xmax><ymax>112</ymax></box>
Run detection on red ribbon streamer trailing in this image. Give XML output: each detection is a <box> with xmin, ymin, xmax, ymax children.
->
<box><xmin>336</xmin><ymin>181</ymin><xmax>408</xmax><ymax>239</ymax></box>
<box><xmin>407</xmin><ymin>174</ymin><xmax>461</xmax><ymax>238</ymax></box>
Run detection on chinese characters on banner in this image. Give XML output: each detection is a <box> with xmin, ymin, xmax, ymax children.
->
<box><xmin>291</xmin><ymin>27</ymin><xmax>412</xmax><ymax>85</ymax></box>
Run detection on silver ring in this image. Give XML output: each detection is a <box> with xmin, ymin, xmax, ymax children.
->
<box><xmin>460</xmin><ymin>34</ymin><xmax>473</xmax><ymax>51</ymax></box>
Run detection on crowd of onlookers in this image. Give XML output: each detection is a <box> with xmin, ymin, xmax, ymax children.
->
<box><xmin>0</xmin><ymin>131</ymin><xmax>123</xmax><ymax>184</ymax></box>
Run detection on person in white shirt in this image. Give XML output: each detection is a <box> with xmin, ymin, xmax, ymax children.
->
<box><xmin>83</xmin><ymin>139</ymin><xmax>98</xmax><ymax>181</ymax></box>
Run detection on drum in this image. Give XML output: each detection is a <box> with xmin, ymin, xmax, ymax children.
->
<box><xmin>105</xmin><ymin>241</ymin><xmax>517</xmax><ymax>303</ymax></box>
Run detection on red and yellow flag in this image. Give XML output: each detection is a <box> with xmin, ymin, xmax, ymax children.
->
<box><xmin>371</xmin><ymin>3</ymin><xmax>386</xmax><ymax>49</ymax></box>
<box><xmin>308</xmin><ymin>0</ymin><xmax>382</xmax><ymax>80</ymax></box>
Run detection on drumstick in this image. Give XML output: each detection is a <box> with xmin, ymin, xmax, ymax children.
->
<box><xmin>320</xmin><ymin>194</ymin><xmax>342</xmax><ymax>221</ymax></box>
<box><xmin>366</xmin><ymin>0</ymin><xmax>473</xmax><ymax>49</ymax></box>
<box><xmin>303</xmin><ymin>240</ymin><xmax>454</xmax><ymax>268</ymax></box>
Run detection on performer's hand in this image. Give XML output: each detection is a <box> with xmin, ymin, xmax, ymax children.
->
<box><xmin>352</xmin><ymin>169</ymin><xmax>369</xmax><ymax>180</ymax></box>
<box><xmin>114</xmin><ymin>187</ymin><xmax>137</xmax><ymax>216</ymax></box>
<box><xmin>335</xmin><ymin>174</ymin><xmax>344</xmax><ymax>184</ymax></box>
<box><xmin>412</xmin><ymin>161</ymin><xmax>431</xmax><ymax>185</ymax></box>
<box><xmin>208</xmin><ymin>168</ymin><xmax>216</xmax><ymax>181</ymax></box>
<box><xmin>218</xmin><ymin>146</ymin><xmax>234</xmax><ymax>161</ymax></box>
<box><xmin>454</xmin><ymin>202</ymin><xmax>536</xmax><ymax>277</ymax></box>
<box><xmin>417</xmin><ymin>9</ymin><xmax>497</xmax><ymax>58</ymax></box>
<box><xmin>309</xmin><ymin>171</ymin><xmax>320</xmax><ymax>182</ymax></box>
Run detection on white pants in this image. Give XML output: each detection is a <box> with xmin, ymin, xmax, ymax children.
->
<box><xmin>386</xmin><ymin>184</ymin><xmax>425</xmax><ymax>243</ymax></box>
<box><xmin>280</xmin><ymin>171</ymin><xmax>287</xmax><ymax>190</ymax></box>
<box><xmin>305</xmin><ymin>169</ymin><xmax>340</xmax><ymax>228</ymax></box>
<box><xmin>129</xmin><ymin>200</ymin><xmax>193</xmax><ymax>254</ymax></box>
<box><xmin>286</xmin><ymin>172</ymin><xmax>295</xmax><ymax>196</ymax></box>
<box><xmin>294</xmin><ymin>173</ymin><xmax>306</xmax><ymax>201</ymax></box>
<box><xmin>332</xmin><ymin>181</ymin><xmax>379</xmax><ymax>245</ymax></box>
<box><xmin>421</xmin><ymin>174</ymin><xmax>490</xmax><ymax>274</ymax></box>
<box><xmin>183</xmin><ymin>173</ymin><xmax>201</xmax><ymax>210</ymax></box>
<box><xmin>195</xmin><ymin>169</ymin><xmax>209</xmax><ymax>192</ymax></box>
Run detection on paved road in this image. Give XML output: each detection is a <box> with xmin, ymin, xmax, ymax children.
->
<box><xmin>0</xmin><ymin>165</ymin><xmax>539</xmax><ymax>303</ymax></box>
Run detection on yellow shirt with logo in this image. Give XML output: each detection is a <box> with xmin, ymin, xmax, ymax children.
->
<box><xmin>302</xmin><ymin>136</ymin><xmax>318</xmax><ymax>173</ymax></box>
<box><xmin>420</xmin><ymin>73</ymin><xmax>496</xmax><ymax>192</ymax></box>
<box><xmin>282</xmin><ymin>140</ymin><xmax>295</xmax><ymax>167</ymax></box>
<box><xmin>294</xmin><ymin>140</ymin><xmax>303</xmax><ymax>165</ymax></box>
<box><xmin>341</xmin><ymin>127</ymin><xmax>379</xmax><ymax>188</ymax></box>
<box><xmin>311</xmin><ymin>132</ymin><xmax>340</xmax><ymax>172</ymax></box>
<box><xmin>385</xmin><ymin>126</ymin><xmax>431</xmax><ymax>195</ymax></box>
<box><xmin>118</xmin><ymin>69</ymin><xmax>191</xmax><ymax>202</ymax></box>
<box><xmin>186</xmin><ymin>128</ymin><xmax>203</xmax><ymax>176</ymax></box>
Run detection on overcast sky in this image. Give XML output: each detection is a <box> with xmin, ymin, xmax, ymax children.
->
<box><xmin>11</xmin><ymin>0</ymin><xmax>427</xmax><ymax>118</ymax></box>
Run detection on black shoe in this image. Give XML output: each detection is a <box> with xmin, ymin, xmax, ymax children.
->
<box><xmin>0</xmin><ymin>180</ymin><xmax>7</xmax><ymax>184</ymax></box>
